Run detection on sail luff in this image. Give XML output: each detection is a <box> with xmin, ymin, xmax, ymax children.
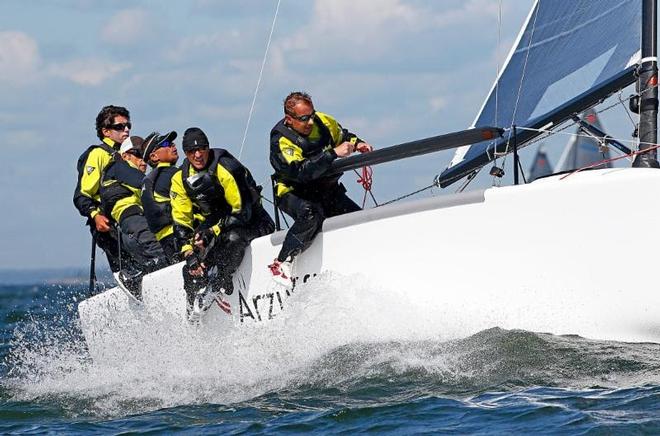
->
<box><xmin>449</xmin><ymin>1</ymin><xmax>541</xmax><ymax>169</ymax></box>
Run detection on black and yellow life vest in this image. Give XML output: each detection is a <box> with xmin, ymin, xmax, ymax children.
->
<box><xmin>271</xmin><ymin>116</ymin><xmax>332</xmax><ymax>158</ymax></box>
<box><xmin>180</xmin><ymin>148</ymin><xmax>261</xmax><ymax>220</ymax></box>
<box><xmin>99</xmin><ymin>159</ymin><xmax>144</xmax><ymax>222</ymax></box>
<box><xmin>75</xmin><ymin>142</ymin><xmax>118</xmax><ymax>178</ymax></box>
<box><xmin>73</xmin><ymin>142</ymin><xmax>120</xmax><ymax>218</ymax></box>
<box><xmin>142</xmin><ymin>165</ymin><xmax>175</xmax><ymax>235</ymax></box>
<box><xmin>270</xmin><ymin>116</ymin><xmax>342</xmax><ymax>197</ymax></box>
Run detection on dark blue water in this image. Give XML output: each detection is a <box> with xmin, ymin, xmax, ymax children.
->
<box><xmin>2</xmin><ymin>282</ymin><xmax>660</xmax><ymax>434</ymax></box>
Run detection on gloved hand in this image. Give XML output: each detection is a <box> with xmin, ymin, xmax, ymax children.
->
<box><xmin>194</xmin><ymin>227</ymin><xmax>215</xmax><ymax>249</ymax></box>
<box><xmin>186</xmin><ymin>252</ymin><xmax>201</xmax><ymax>270</ymax></box>
<box><xmin>185</xmin><ymin>252</ymin><xmax>204</xmax><ymax>277</ymax></box>
<box><xmin>221</xmin><ymin>215</ymin><xmax>243</xmax><ymax>230</ymax></box>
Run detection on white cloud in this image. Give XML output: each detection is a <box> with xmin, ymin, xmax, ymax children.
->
<box><xmin>0</xmin><ymin>31</ymin><xmax>40</xmax><ymax>84</ymax></box>
<box><xmin>275</xmin><ymin>0</ymin><xmax>511</xmax><ymax>69</ymax></box>
<box><xmin>279</xmin><ymin>0</ymin><xmax>420</xmax><ymax>59</ymax></box>
<box><xmin>101</xmin><ymin>8</ymin><xmax>149</xmax><ymax>45</ymax></box>
<box><xmin>48</xmin><ymin>59</ymin><xmax>131</xmax><ymax>86</ymax></box>
<box><xmin>429</xmin><ymin>96</ymin><xmax>447</xmax><ymax>112</ymax></box>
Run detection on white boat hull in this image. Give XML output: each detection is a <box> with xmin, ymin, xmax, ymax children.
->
<box><xmin>79</xmin><ymin>167</ymin><xmax>660</xmax><ymax>358</ymax></box>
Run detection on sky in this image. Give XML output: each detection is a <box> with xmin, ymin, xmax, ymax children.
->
<box><xmin>3</xmin><ymin>0</ymin><xmax>630</xmax><ymax>270</ymax></box>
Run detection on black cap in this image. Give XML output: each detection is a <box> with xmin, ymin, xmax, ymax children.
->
<box><xmin>142</xmin><ymin>130</ymin><xmax>177</xmax><ymax>164</ymax></box>
<box><xmin>182</xmin><ymin>127</ymin><xmax>210</xmax><ymax>152</ymax></box>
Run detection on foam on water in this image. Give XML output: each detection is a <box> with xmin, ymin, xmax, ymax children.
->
<box><xmin>4</xmin><ymin>274</ymin><xmax>660</xmax><ymax>417</ymax></box>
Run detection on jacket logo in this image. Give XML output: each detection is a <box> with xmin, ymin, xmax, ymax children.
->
<box><xmin>284</xmin><ymin>147</ymin><xmax>294</xmax><ymax>156</ymax></box>
<box><xmin>86</xmin><ymin>165</ymin><xmax>95</xmax><ymax>175</ymax></box>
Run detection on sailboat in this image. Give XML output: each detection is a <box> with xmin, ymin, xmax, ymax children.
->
<box><xmin>528</xmin><ymin>109</ymin><xmax>613</xmax><ymax>181</ymax></box>
<box><xmin>555</xmin><ymin>110</ymin><xmax>613</xmax><ymax>173</ymax></box>
<box><xmin>79</xmin><ymin>0</ymin><xmax>660</xmax><ymax>358</ymax></box>
<box><xmin>528</xmin><ymin>144</ymin><xmax>553</xmax><ymax>181</ymax></box>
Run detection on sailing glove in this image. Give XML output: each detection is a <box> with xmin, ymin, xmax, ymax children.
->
<box><xmin>195</xmin><ymin>227</ymin><xmax>215</xmax><ymax>248</ymax></box>
<box><xmin>186</xmin><ymin>253</ymin><xmax>201</xmax><ymax>271</ymax></box>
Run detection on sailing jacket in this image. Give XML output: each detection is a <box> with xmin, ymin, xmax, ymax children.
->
<box><xmin>170</xmin><ymin>148</ymin><xmax>262</xmax><ymax>253</ymax></box>
<box><xmin>73</xmin><ymin>137</ymin><xmax>120</xmax><ymax>219</ymax></box>
<box><xmin>99</xmin><ymin>159</ymin><xmax>145</xmax><ymax>224</ymax></box>
<box><xmin>269</xmin><ymin>111</ymin><xmax>362</xmax><ymax>198</ymax></box>
<box><xmin>142</xmin><ymin>162</ymin><xmax>178</xmax><ymax>242</ymax></box>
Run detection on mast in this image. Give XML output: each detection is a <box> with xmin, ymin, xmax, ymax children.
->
<box><xmin>633</xmin><ymin>0</ymin><xmax>660</xmax><ymax>168</ymax></box>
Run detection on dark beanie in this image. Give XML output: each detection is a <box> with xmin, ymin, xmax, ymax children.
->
<box><xmin>182</xmin><ymin>127</ymin><xmax>210</xmax><ymax>152</ymax></box>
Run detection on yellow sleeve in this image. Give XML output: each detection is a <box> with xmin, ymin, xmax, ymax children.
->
<box><xmin>215</xmin><ymin>164</ymin><xmax>242</xmax><ymax>214</ymax></box>
<box><xmin>80</xmin><ymin>147</ymin><xmax>113</xmax><ymax>202</ymax></box>
<box><xmin>316</xmin><ymin>111</ymin><xmax>344</xmax><ymax>147</ymax></box>
<box><xmin>170</xmin><ymin>170</ymin><xmax>194</xmax><ymax>230</ymax></box>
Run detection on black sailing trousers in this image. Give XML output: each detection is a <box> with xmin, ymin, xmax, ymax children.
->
<box><xmin>158</xmin><ymin>233</ymin><xmax>181</xmax><ymax>264</ymax></box>
<box><xmin>118</xmin><ymin>213</ymin><xmax>168</xmax><ymax>273</ymax></box>
<box><xmin>183</xmin><ymin>205</ymin><xmax>275</xmax><ymax>303</ymax></box>
<box><xmin>276</xmin><ymin>183</ymin><xmax>361</xmax><ymax>262</ymax></box>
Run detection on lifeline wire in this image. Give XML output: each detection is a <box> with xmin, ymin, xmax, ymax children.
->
<box><xmin>238</xmin><ymin>0</ymin><xmax>281</xmax><ymax>160</ymax></box>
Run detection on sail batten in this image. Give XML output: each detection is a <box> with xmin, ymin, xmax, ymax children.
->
<box><xmin>440</xmin><ymin>0</ymin><xmax>642</xmax><ymax>187</ymax></box>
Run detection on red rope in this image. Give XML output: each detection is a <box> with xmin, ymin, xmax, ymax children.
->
<box><xmin>355</xmin><ymin>166</ymin><xmax>374</xmax><ymax>208</ymax></box>
<box><xmin>560</xmin><ymin>143</ymin><xmax>660</xmax><ymax>180</ymax></box>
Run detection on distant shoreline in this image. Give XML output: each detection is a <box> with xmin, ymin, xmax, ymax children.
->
<box><xmin>0</xmin><ymin>267</ymin><xmax>113</xmax><ymax>286</ymax></box>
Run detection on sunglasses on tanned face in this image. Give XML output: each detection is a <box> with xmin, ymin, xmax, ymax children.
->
<box><xmin>157</xmin><ymin>140</ymin><xmax>173</xmax><ymax>149</ymax></box>
<box><xmin>107</xmin><ymin>122</ymin><xmax>132</xmax><ymax>131</ymax></box>
<box><xmin>287</xmin><ymin>110</ymin><xmax>315</xmax><ymax>122</ymax></box>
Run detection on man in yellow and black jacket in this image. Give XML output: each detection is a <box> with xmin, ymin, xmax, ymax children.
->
<box><xmin>73</xmin><ymin>105</ymin><xmax>133</xmax><ymax>273</ymax></box>
<box><xmin>99</xmin><ymin>136</ymin><xmax>168</xmax><ymax>297</ymax></box>
<box><xmin>171</xmin><ymin>127</ymin><xmax>274</xmax><ymax>303</ymax></box>
<box><xmin>268</xmin><ymin>92</ymin><xmax>373</xmax><ymax>286</ymax></box>
<box><xmin>141</xmin><ymin>130</ymin><xmax>180</xmax><ymax>262</ymax></box>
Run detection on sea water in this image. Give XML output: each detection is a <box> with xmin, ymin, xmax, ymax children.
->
<box><xmin>1</xmin><ymin>275</ymin><xmax>660</xmax><ymax>434</ymax></box>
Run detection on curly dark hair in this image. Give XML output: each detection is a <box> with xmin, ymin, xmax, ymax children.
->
<box><xmin>283</xmin><ymin>91</ymin><xmax>313</xmax><ymax>115</ymax></box>
<box><xmin>95</xmin><ymin>105</ymin><xmax>130</xmax><ymax>140</ymax></box>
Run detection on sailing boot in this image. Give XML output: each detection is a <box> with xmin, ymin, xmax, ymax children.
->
<box><xmin>113</xmin><ymin>268</ymin><xmax>144</xmax><ymax>301</ymax></box>
<box><xmin>268</xmin><ymin>257</ymin><xmax>293</xmax><ymax>287</ymax></box>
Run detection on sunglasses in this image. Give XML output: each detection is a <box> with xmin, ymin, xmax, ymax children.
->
<box><xmin>186</xmin><ymin>146</ymin><xmax>208</xmax><ymax>153</ymax></box>
<box><xmin>157</xmin><ymin>140</ymin><xmax>174</xmax><ymax>149</ymax></box>
<box><xmin>287</xmin><ymin>110</ymin><xmax>315</xmax><ymax>122</ymax></box>
<box><xmin>124</xmin><ymin>149</ymin><xmax>142</xmax><ymax>158</ymax></box>
<box><xmin>107</xmin><ymin>122</ymin><xmax>132</xmax><ymax>131</ymax></box>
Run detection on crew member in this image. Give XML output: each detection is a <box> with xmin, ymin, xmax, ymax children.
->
<box><xmin>268</xmin><ymin>91</ymin><xmax>373</xmax><ymax>286</ymax></box>
<box><xmin>73</xmin><ymin>105</ymin><xmax>133</xmax><ymax>274</ymax></box>
<box><xmin>141</xmin><ymin>131</ymin><xmax>180</xmax><ymax>262</ymax></box>
<box><xmin>100</xmin><ymin>136</ymin><xmax>168</xmax><ymax>297</ymax></box>
<box><xmin>170</xmin><ymin>127</ymin><xmax>275</xmax><ymax>305</ymax></box>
